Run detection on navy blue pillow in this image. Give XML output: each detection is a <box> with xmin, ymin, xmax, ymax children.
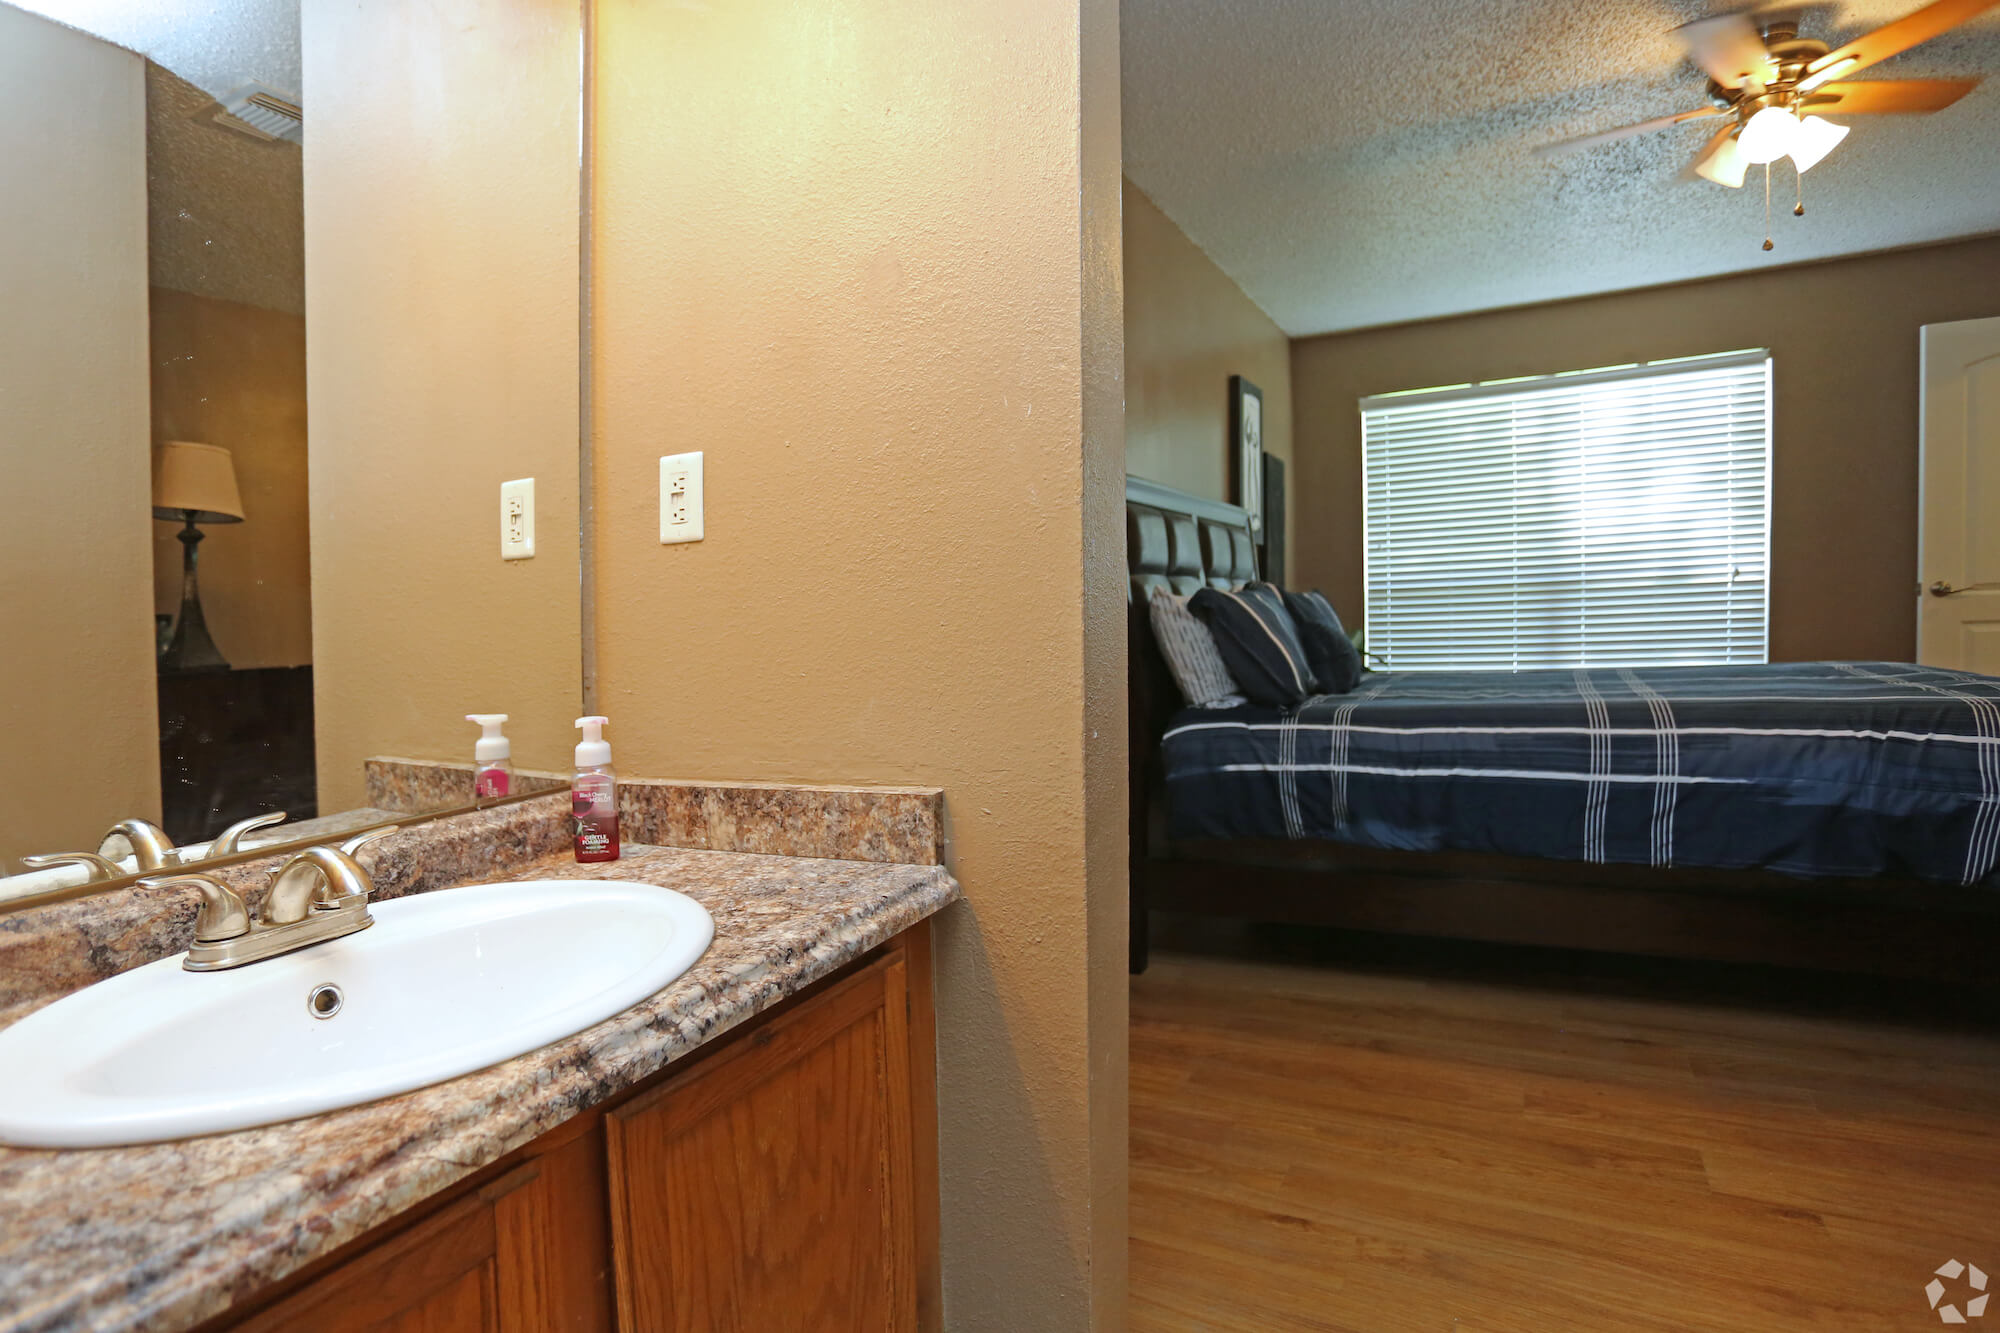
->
<box><xmin>1283</xmin><ymin>589</ymin><xmax>1364</xmax><ymax>694</ymax></box>
<box><xmin>1189</xmin><ymin>582</ymin><xmax>1316</xmax><ymax>707</ymax></box>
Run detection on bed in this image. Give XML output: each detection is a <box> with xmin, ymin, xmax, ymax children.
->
<box><xmin>1125</xmin><ymin>475</ymin><xmax>2000</xmax><ymax>982</ymax></box>
<box><xmin>1165</xmin><ymin>663</ymin><xmax>2000</xmax><ymax>885</ymax></box>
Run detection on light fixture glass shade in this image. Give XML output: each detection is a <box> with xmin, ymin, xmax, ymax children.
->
<box><xmin>1694</xmin><ymin>132</ymin><xmax>1749</xmax><ymax>188</ymax></box>
<box><xmin>151</xmin><ymin>441</ymin><xmax>245</xmax><ymax>524</ymax></box>
<box><xmin>1788</xmin><ymin>115</ymin><xmax>1849</xmax><ymax>173</ymax></box>
<box><xmin>1737</xmin><ymin>106</ymin><xmax>1800</xmax><ymax>165</ymax></box>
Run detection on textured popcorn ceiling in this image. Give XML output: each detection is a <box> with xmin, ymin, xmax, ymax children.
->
<box><xmin>6</xmin><ymin>3</ymin><xmax>306</xmax><ymax>313</ymax></box>
<box><xmin>147</xmin><ymin>63</ymin><xmax>304</xmax><ymax>316</ymax></box>
<box><xmin>7</xmin><ymin>0</ymin><xmax>298</xmax><ymax>103</ymax></box>
<box><xmin>1122</xmin><ymin>0</ymin><xmax>2000</xmax><ymax>335</ymax></box>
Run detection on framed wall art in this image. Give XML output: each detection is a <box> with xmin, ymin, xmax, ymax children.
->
<box><xmin>1229</xmin><ymin>375</ymin><xmax>1264</xmax><ymax>537</ymax></box>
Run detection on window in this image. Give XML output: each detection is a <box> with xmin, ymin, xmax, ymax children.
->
<box><xmin>1360</xmin><ymin>350</ymin><xmax>1771</xmax><ymax>671</ymax></box>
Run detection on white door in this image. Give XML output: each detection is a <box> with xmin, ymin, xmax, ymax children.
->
<box><xmin>1918</xmin><ymin>316</ymin><xmax>2000</xmax><ymax>671</ymax></box>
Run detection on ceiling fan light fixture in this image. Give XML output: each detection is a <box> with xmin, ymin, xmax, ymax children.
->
<box><xmin>1694</xmin><ymin>130</ymin><xmax>1750</xmax><ymax>187</ymax></box>
<box><xmin>1738</xmin><ymin>105</ymin><xmax>1800</xmax><ymax>164</ymax></box>
<box><xmin>1788</xmin><ymin>114</ymin><xmax>1849</xmax><ymax>172</ymax></box>
<box><xmin>1797</xmin><ymin>56</ymin><xmax>1858</xmax><ymax>93</ymax></box>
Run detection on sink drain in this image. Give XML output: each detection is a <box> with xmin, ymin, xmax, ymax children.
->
<box><xmin>306</xmin><ymin>982</ymin><xmax>344</xmax><ymax>1019</ymax></box>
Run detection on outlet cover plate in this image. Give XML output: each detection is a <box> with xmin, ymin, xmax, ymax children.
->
<box><xmin>660</xmin><ymin>452</ymin><xmax>704</xmax><ymax>544</ymax></box>
<box><xmin>501</xmin><ymin>478</ymin><xmax>535</xmax><ymax>559</ymax></box>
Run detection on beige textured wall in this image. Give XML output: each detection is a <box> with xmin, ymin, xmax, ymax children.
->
<box><xmin>1292</xmin><ymin>234</ymin><xmax>2000</xmax><ymax>661</ymax></box>
<box><xmin>1124</xmin><ymin>181</ymin><xmax>1294</xmax><ymax>559</ymax></box>
<box><xmin>303</xmin><ymin>0</ymin><xmax>582</xmax><ymax>811</ymax></box>
<box><xmin>150</xmin><ymin>289</ymin><xmax>313</xmax><ymax>670</ymax></box>
<box><xmin>0</xmin><ymin>6</ymin><xmax>158</xmax><ymax>867</ymax></box>
<box><xmin>591</xmin><ymin>0</ymin><xmax>1126</xmax><ymax>1325</ymax></box>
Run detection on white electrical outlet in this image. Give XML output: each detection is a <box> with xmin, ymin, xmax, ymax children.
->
<box><xmin>660</xmin><ymin>452</ymin><xmax>704</xmax><ymax>544</ymax></box>
<box><xmin>500</xmin><ymin>478</ymin><xmax>535</xmax><ymax>559</ymax></box>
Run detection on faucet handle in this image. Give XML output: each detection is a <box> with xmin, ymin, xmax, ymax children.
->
<box><xmin>209</xmin><ymin>812</ymin><xmax>289</xmax><ymax>858</ymax></box>
<box><xmin>20</xmin><ymin>852</ymin><xmax>126</xmax><ymax>882</ymax></box>
<box><xmin>138</xmin><ymin>873</ymin><xmax>251</xmax><ymax>943</ymax></box>
<box><xmin>340</xmin><ymin>825</ymin><xmax>400</xmax><ymax>856</ymax></box>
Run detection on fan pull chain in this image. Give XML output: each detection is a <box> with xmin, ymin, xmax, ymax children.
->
<box><xmin>1795</xmin><ymin>164</ymin><xmax>1805</xmax><ymax>217</ymax></box>
<box><xmin>1762</xmin><ymin>164</ymin><xmax>1774</xmax><ymax>251</ymax></box>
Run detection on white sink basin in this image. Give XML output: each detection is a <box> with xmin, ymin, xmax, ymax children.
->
<box><xmin>0</xmin><ymin>879</ymin><xmax>714</xmax><ymax>1148</ymax></box>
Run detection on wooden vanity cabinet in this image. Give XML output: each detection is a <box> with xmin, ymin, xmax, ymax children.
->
<box><xmin>227</xmin><ymin>1119</ymin><xmax>614</xmax><ymax>1333</ymax></box>
<box><xmin>606</xmin><ymin>947</ymin><xmax>921</xmax><ymax>1331</ymax></box>
<box><xmin>206</xmin><ymin>924</ymin><xmax>938</xmax><ymax>1333</ymax></box>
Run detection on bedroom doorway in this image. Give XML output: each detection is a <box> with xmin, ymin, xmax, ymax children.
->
<box><xmin>1918</xmin><ymin>316</ymin><xmax>2000</xmax><ymax>670</ymax></box>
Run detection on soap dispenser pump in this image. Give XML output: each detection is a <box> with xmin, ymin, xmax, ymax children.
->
<box><xmin>466</xmin><ymin>714</ymin><xmax>512</xmax><ymax>798</ymax></box>
<box><xmin>572</xmin><ymin>715</ymin><xmax>620</xmax><ymax>863</ymax></box>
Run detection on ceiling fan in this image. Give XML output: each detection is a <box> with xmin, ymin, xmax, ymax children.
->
<box><xmin>1541</xmin><ymin>0</ymin><xmax>1996</xmax><ymax>229</ymax></box>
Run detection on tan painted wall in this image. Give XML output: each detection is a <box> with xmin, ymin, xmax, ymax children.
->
<box><xmin>1124</xmin><ymin>181</ymin><xmax>1295</xmax><ymax>560</ymax></box>
<box><xmin>1292</xmin><ymin>234</ymin><xmax>2000</xmax><ymax>661</ymax></box>
<box><xmin>303</xmin><ymin>0</ymin><xmax>582</xmax><ymax>812</ymax></box>
<box><xmin>0</xmin><ymin>6</ymin><xmax>158</xmax><ymax>867</ymax></box>
<box><xmin>590</xmin><ymin>0</ymin><xmax>1126</xmax><ymax>1325</ymax></box>
<box><xmin>149</xmin><ymin>289</ymin><xmax>313</xmax><ymax>670</ymax></box>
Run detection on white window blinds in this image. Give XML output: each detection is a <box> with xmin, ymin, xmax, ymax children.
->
<box><xmin>1360</xmin><ymin>350</ymin><xmax>1771</xmax><ymax>671</ymax></box>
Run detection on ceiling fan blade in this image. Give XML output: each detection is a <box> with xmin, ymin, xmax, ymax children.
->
<box><xmin>1535</xmin><ymin>106</ymin><xmax>1725</xmax><ymax>157</ymax></box>
<box><xmin>1675</xmin><ymin>12</ymin><xmax>1775</xmax><ymax>89</ymax></box>
<box><xmin>1684</xmin><ymin>122</ymin><xmax>1748</xmax><ymax>186</ymax></box>
<box><xmin>1799</xmin><ymin>0</ymin><xmax>2000</xmax><ymax>89</ymax></box>
<box><xmin>1803</xmin><ymin>76</ymin><xmax>1982</xmax><ymax>112</ymax></box>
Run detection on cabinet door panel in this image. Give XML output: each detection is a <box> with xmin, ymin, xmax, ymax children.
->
<box><xmin>225</xmin><ymin>1154</ymin><xmax>606</xmax><ymax>1333</ymax></box>
<box><xmin>491</xmin><ymin>1124</ymin><xmax>615</xmax><ymax>1332</ymax></box>
<box><xmin>231</xmin><ymin>1189</ymin><xmax>502</xmax><ymax>1333</ymax></box>
<box><xmin>375</xmin><ymin>1266</ymin><xmax>494</xmax><ymax>1333</ymax></box>
<box><xmin>608</xmin><ymin>952</ymin><xmax>917</xmax><ymax>1333</ymax></box>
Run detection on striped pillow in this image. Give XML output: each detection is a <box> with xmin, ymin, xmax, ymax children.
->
<box><xmin>1190</xmin><ymin>582</ymin><xmax>1316</xmax><ymax>707</ymax></box>
<box><xmin>1283</xmin><ymin>589</ymin><xmax>1364</xmax><ymax>694</ymax></box>
<box><xmin>1147</xmin><ymin>589</ymin><xmax>1245</xmax><ymax>709</ymax></box>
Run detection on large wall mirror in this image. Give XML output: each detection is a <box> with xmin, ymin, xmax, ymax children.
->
<box><xmin>1</xmin><ymin>0</ymin><xmax>585</xmax><ymax>893</ymax></box>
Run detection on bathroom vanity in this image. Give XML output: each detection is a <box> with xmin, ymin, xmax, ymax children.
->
<box><xmin>0</xmin><ymin>795</ymin><xmax>957</xmax><ymax>1333</ymax></box>
<box><xmin>204</xmin><ymin>924</ymin><xmax>937</xmax><ymax>1333</ymax></box>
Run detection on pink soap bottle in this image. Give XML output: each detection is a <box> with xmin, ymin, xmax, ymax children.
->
<box><xmin>466</xmin><ymin>714</ymin><xmax>513</xmax><ymax>799</ymax></box>
<box><xmin>572</xmin><ymin>715</ymin><xmax>620</xmax><ymax>863</ymax></box>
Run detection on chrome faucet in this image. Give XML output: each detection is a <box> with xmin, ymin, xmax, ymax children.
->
<box><xmin>19</xmin><ymin>812</ymin><xmax>289</xmax><ymax>881</ymax></box>
<box><xmin>142</xmin><ymin>827</ymin><xmax>399</xmax><ymax>973</ymax></box>
<box><xmin>18</xmin><ymin>818</ymin><xmax>183</xmax><ymax>879</ymax></box>
<box><xmin>100</xmin><ymin>818</ymin><xmax>184</xmax><ymax>870</ymax></box>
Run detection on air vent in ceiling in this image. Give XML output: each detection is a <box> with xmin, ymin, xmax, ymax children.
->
<box><xmin>210</xmin><ymin>83</ymin><xmax>302</xmax><ymax>144</ymax></box>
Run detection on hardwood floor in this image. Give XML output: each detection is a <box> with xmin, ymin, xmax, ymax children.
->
<box><xmin>1130</xmin><ymin>926</ymin><xmax>2000</xmax><ymax>1332</ymax></box>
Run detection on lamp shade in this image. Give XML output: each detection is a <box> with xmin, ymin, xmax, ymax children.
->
<box><xmin>151</xmin><ymin>441</ymin><xmax>244</xmax><ymax>523</ymax></box>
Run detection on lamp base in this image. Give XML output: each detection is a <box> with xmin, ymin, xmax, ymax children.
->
<box><xmin>160</xmin><ymin>516</ymin><xmax>230</xmax><ymax>673</ymax></box>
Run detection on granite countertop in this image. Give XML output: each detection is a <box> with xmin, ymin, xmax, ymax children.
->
<box><xmin>0</xmin><ymin>841</ymin><xmax>959</xmax><ymax>1333</ymax></box>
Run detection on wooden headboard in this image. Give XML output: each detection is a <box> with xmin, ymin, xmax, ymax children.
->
<box><xmin>1124</xmin><ymin>476</ymin><xmax>1256</xmax><ymax>968</ymax></box>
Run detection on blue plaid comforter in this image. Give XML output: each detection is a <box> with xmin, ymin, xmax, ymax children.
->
<box><xmin>1161</xmin><ymin>662</ymin><xmax>2000</xmax><ymax>885</ymax></box>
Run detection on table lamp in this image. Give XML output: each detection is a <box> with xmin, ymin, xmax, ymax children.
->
<box><xmin>153</xmin><ymin>440</ymin><xmax>244</xmax><ymax>671</ymax></box>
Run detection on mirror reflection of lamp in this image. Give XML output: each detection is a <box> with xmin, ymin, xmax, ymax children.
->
<box><xmin>152</xmin><ymin>441</ymin><xmax>244</xmax><ymax>672</ymax></box>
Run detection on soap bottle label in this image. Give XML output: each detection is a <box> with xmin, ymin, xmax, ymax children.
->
<box><xmin>475</xmin><ymin>766</ymin><xmax>510</xmax><ymax>799</ymax></box>
<box><xmin>572</xmin><ymin>774</ymin><xmax>620</xmax><ymax>862</ymax></box>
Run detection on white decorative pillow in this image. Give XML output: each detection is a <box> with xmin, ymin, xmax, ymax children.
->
<box><xmin>1148</xmin><ymin>588</ymin><xmax>1246</xmax><ymax>709</ymax></box>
